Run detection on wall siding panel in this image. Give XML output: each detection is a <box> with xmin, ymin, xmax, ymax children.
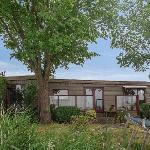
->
<box><xmin>6</xmin><ymin>76</ymin><xmax>150</xmax><ymax>110</ymax></box>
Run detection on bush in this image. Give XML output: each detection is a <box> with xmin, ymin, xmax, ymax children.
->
<box><xmin>71</xmin><ymin>110</ymin><xmax>96</xmax><ymax>131</ymax></box>
<box><xmin>23</xmin><ymin>84</ymin><xmax>38</xmax><ymax>107</ymax></box>
<box><xmin>52</xmin><ymin>106</ymin><xmax>80</xmax><ymax>123</ymax></box>
<box><xmin>115</xmin><ymin>109</ymin><xmax>128</xmax><ymax>123</ymax></box>
<box><xmin>0</xmin><ymin>111</ymin><xmax>42</xmax><ymax>150</ymax></box>
<box><xmin>140</xmin><ymin>103</ymin><xmax>150</xmax><ymax>119</ymax></box>
<box><xmin>12</xmin><ymin>83</ymin><xmax>39</xmax><ymax>122</ymax></box>
<box><xmin>23</xmin><ymin>84</ymin><xmax>39</xmax><ymax>122</ymax></box>
<box><xmin>85</xmin><ymin>109</ymin><xmax>96</xmax><ymax>121</ymax></box>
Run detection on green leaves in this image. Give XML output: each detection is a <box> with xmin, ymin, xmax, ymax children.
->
<box><xmin>0</xmin><ymin>75</ymin><xmax>6</xmax><ymax>105</ymax></box>
<box><xmin>116</xmin><ymin>51</ymin><xmax>150</xmax><ymax>71</ymax></box>
<box><xmin>111</xmin><ymin>0</ymin><xmax>150</xmax><ymax>71</ymax></box>
<box><xmin>0</xmin><ymin>0</ymin><xmax>118</xmax><ymax>76</ymax></box>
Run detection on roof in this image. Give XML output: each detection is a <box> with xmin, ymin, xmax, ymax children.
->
<box><xmin>123</xmin><ymin>86</ymin><xmax>148</xmax><ymax>88</ymax></box>
<box><xmin>6</xmin><ymin>75</ymin><xmax>150</xmax><ymax>86</ymax></box>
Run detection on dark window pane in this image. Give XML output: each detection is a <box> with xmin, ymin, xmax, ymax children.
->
<box><xmin>53</xmin><ymin>89</ymin><xmax>68</xmax><ymax>95</ymax></box>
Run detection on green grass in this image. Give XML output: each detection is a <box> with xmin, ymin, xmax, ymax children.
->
<box><xmin>37</xmin><ymin>123</ymin><xmax>150</xmax><ymax>150</ymax></box>
<box><xmin>0</xmin><ymin>112</ymin><xmax>150</xmax><ymax>150</ymax></box>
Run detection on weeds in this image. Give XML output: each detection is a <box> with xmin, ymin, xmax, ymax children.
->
<box><xmin>0</xmin><ymin>109</ymin><xmax>150</xmax><ymax>150</ymax></box>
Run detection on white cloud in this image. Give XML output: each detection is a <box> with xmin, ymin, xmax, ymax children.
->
<box><xmin>1</xmin><ymin>59</ymin><xmax>149</xmax><ymax>81</ymax></box>
<box><xmin>56</xmin><ymin>69</ymin><xmax>150</xmax><ymax>81</ymax></box>
<box><xmin>0</xmin><ymin>60</ymin><xmax>32</xmax><ymax>76</ymax></box>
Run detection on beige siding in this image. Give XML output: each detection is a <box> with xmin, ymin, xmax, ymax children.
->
<box><xmin>145</xmin><ymin>86</ymin><xmax>150</xmax><ymax>104</ymax></box>
<box><xmin>6</xmin><ymin>76</ymin><xmax>150</xmax><ymax>109</ymax></box>
<box><xmin>103</xmin><ymin>86</ymin><xmax>123</xmax><ymax>110</ymax></box>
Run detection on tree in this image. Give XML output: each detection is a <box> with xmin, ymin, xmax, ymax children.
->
<box><xmin>110</xmin><ymin>0</ymin><xmax>150</xmax><ymax>71</ymax></box>
<box><xmin>0</xmin><ymin>0</ymin><xmax>118</xmax><ymax>123</ymax></box>
<box><xmin>0</xmin><ymin>72</ymin><xmax>6</xmax><ymax>107</ymax></box>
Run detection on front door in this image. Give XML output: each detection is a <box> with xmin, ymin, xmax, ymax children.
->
<box><xmin>94</xmin><ymin>88</ymin><xmax>103</xmax><ymax>112</ymax></box>
<box><xmin>85</xmin><ymin>88</ymin><xmax>104</xmax><ymax>112</ymax></box>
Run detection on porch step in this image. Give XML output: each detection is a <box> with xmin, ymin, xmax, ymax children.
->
<box><xmin>96</xmin><ymin>117</ymin><xmax>114</xmax><ymax>124</ymax></box>
<box><xmin>96</xmin><ymin>113</ymin><xmax>104</xmax><ymax>118</ymax></box>
<box><xmin>96</xmin><ymin>113</ymin><xmax>114</xmax><ymax>123</ymax></box>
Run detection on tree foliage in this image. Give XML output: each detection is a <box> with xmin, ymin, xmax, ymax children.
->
<box><xmin>23</xmin><ymin>83</ymin><xmax>38</xmax><ymax>107</ymax></box>
<box><xmin>0</xmin><ymin>0</ymin><xmax>117</xmax><ymax>77</ymax></box>
<box><xmin>0</xmin><ymin>74</ymin><xmax>6</xmax><ymax>105</ymax></box>
<box><xmin>0</xmin><ymin>0</ymin><xmax>119</xmax><ymax>122</ymax></box>
<box><xmin>111</xmin><ymin>0</ymin><xmax>150</xmax><ymax>71</ymax></box>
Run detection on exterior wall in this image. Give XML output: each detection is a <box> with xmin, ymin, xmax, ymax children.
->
<box><xmin>48</xmin><ymin>82</ymin><xmax>84</xmax><ymax>96</ymax></box>
<box><xmin>145</xmin><ymin>86</ymin><xmax>150</xmax><ymax>104</ymax></box>
<box><xmin>103</xmin><ymin>86</ymin><xmax>123</xmax><ymax>110</ymax></box>
<box><xmin>6</xmin><ymin>76</ymin><xmax>150</xmax><ymax>111</ymax></box>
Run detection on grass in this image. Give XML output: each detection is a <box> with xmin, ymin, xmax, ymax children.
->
<box><xmin>37</xmin><ymin>123</ymin><xmax>150</xmax><ymax>150</ymax></box>
<box><xmin>0</xmin><ymin>111</ymin><xmax>150</xmax><ymax>150</ymax></box>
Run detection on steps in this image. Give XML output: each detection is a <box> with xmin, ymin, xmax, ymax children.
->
<box><xmin>96</xmin><ymin>113</ymin><xmax>114</xmax><ymax>124</ymax></box>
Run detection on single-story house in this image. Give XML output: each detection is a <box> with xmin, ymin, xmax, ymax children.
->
<box><xmin>5</xmin><ymin>75</ymin><xmax>150</xmax><ymax>115</ymax></box>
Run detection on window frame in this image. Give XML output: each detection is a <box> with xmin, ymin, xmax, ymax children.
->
<box><xmin>124</xmin><ymin>88</ymin><xmax>146</xmax><ymax>102</ymax></box>
<box><xmin>84</xmin><ymin>87</ymin><xmax>104</xmax><ymax>112</ymax></box>
<box><xmin>53</xmin><ymin>89</ymin><xmax>69</xmax><ymax>96</ymax></box>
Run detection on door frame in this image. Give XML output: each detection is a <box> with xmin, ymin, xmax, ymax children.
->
<box><xmin>84</xmin><ymin>87</ymin><xmax>104</xmax><ymax>112</ymax></box>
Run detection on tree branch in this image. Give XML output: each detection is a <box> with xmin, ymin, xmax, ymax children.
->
<box><xmin>0</xmin><ymin>17</ymin><xmax>20</xmax><ymax>49</ymax></box>
<box><xmin>11</xmin><ymin>8</ymin><xmax>25</xmax><ymax>40</ymax></box>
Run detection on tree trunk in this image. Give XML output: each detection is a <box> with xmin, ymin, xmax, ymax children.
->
<box><xmin>38</xmin><ymin>80</ymin><xmax>51</xmax><ymax>123</ymax></box>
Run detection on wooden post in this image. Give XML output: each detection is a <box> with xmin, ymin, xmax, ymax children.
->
<box><xmin>136</xmin><ymin>95</ymin><xmax>140</xmax><ymax>115</ymax></box>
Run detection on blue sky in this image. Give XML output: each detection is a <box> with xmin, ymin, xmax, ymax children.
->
<box><xmin>0</xmin><ymin>38</ymin><xmax>149</xmax><ymax>81</ymax></box>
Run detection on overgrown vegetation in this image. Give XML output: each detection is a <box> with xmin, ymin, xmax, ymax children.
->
<box><xmin>0</xmin><ymin>74</ymin><xmax>6</xmax><ymax>105</ymax></box>
<box><xmin>140</xmin><ymin>103</ymin><xmax>150</xmax><ymax>119</ymax></box>
<box><xmin>115</xmin><ymin>109</ymin><xmax>128</xmax><ymax>123</ymax></box>
<box><xmin>52</xmin><ymin>106</ymin><xmax>80</xmax><ymax>123</ymax></box>
<box><xmin>0</xmin><ymin>111</ymin><xmax>41</xmax><ymax>149</ymax></box>
<box><xmin>71</xmin><ymin>110</ymin><xmax>96</xmax><ymax>131</ymax></box>
<box><xmin>13</xmin><ymin>83</ymin><xmax>39</xmax><ymax>122</ymax></box>
<box><xmin>23</xmin><ymin>84</ymin><xmax>38</xmax><ymax>108</ymax></box>
<box><xmin>0</xmin><ymin>109</ymin><xmax>150</xmax><ymax>150</ymax></box>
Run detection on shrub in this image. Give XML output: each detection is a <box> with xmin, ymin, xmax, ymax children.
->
<box><xmin>0</xmin><ymin>111</ymin><xmax>42</xmax><ymax>150</ymax></box>
<box><xmin>71</xmin><ymin>110</ymin><xmax>96</xmax><ymax>131</ymax></box>
<box><xmin>115</xmin><ymin>109</ymin><xmax>128</xmax><ymax>123</ymax></box>
<box><xmin>23</xmin><ymin>84</ymin><xmax>38</xmax><ymax>107</ymax></box>
<box><xmin>23</xmin><ymin>84</ymin><xmax>39</xmax><ymax>122</ymax></box>
<box><xmin>12</xmin><ymin>83</ymin><xmax>39</xmax><ymax>122</ymax></box>
<box><xmin>140</xmin><ymin>103</ymin><xmax>150</xmax><ymax>119</ymax></box>
<box><xmin>52</xmin><ymin>106</ymin><xmax>80</xmax><ymax>123</ymax></box>
<box><xmin>85</xmin><ymin>109</ymin><xmax>96</xmax><ymax>121</ymax></box>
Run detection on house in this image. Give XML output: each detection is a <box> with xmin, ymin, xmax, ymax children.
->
<box><xmin>5</xmin><ymin>75</ymin><xmax>150</xmax><ymax>115</ymax></box>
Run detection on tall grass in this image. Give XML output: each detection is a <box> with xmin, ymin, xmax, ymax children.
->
<box><xmin>39</xmin><ymin>125</ymin><xmax>128</xmax><ymax>150</ymax></box>
<box><xmin>0</xmin><ymin>109</ymin><xmax>150</xmax><ymax>150</ymax></box>
<box><xmin>38</xmin><ymin>123</ymin><xmax>150</xmax><ymax>150</ymax></box>
<box><xmin>0</xmin><ymin>109</ymin><xmax>43</xmax><ymax>150</ymax></box>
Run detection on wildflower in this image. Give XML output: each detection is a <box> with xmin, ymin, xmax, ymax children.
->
<box><xmin>47</xmin><ymin>139</ymin><xmax>55</xmax><ymax>150</ymax></box>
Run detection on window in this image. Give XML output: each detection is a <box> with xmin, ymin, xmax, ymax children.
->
<box><xmin>94</xmin><ymin>88</ymin><xmax>103</xmax><ymax>112</ymax></box>
<box><xmin>138</xmin><ymin>89</ymin><xmax>145</xmax><ymax>101</ymax></box>
<box><xmin>16</xmin><ymin>85</ymin><xmax>22</xmax><ymax>90</ymax></box>
<box><xmin>53</xmin><ymin>89</ymin><xmax>68</xmax><ymax>95</ymax></box>
<box><xmin>50</xmin><ymin>89</ymin><xmax>75</xmax><ymax>107</ymax></box>
<box><xmin>116</xmin><ymin>96</ymin><xmax>137</xmax><ymax>111</ymax></box>
<box><xmin>53</xmin><ymin>89</ymin><xmax>68</xmax><ymax>101</ymax></box>
<box><xmin>125</xmin><ymin>88</ymin><xmax>145</xmax><ymax>102</ymax></box>
<box><xmin>85</xmin><ymin>89</ymin><xmax>92</xmax><ymax>95</ymax></box>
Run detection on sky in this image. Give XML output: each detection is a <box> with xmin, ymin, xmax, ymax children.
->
<box><xmin>0</xmin><ymin>38</ymin><xmax>149</xmax><ymax>81</ymax></box>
